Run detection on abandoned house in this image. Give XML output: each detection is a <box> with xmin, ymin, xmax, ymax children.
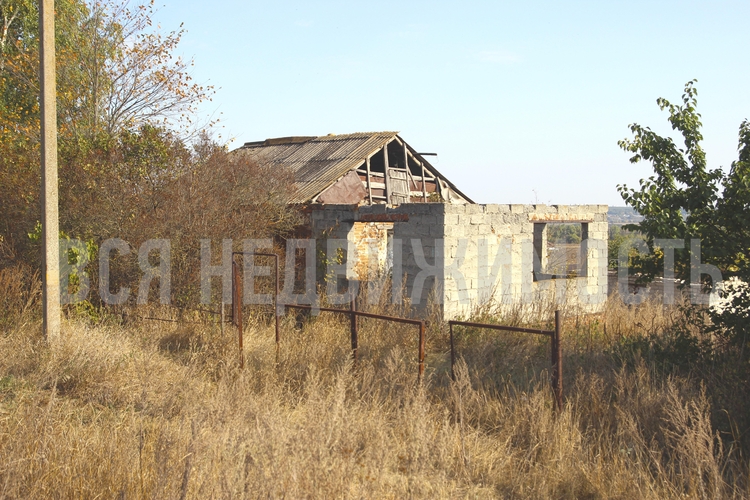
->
<box><xmin>234</xmin><ymin>132</ymin><xmax>608</xmax><ymax>319</ymax></box>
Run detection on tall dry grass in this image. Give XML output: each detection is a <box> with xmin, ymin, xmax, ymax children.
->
<box><xmin>0</xmin><ymin>280</ymin><xmax>748</xmax><ymax>498</ymax></box>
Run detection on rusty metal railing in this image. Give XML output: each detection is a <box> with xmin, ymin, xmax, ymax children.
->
<box><xmin>285</xmin><ymin>301</ymin><xmax>427</xmax><ymax>383</ymax></box>
<box><xmin>449</xmin><ymin>310</ymin><xmax>563</xmax><ymax>411</ymax></box>
<box><xmin>230</xmin><ymin>250</ymin><xmax>559</xmax><ymax>400</ymax></box>
<box><xmin>231</xmin><ymin>251</ymin><xmax>426</xmax><ymax>380</ymax></box>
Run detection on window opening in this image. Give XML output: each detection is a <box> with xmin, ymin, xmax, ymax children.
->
<box><xmin>534</xmin><ymin>222</ymin><xmax>588</xmax><ymax>279</ymax></box>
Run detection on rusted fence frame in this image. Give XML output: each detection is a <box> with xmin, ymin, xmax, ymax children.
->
<box><xmin>284</xmin><ymin>303</ymin><xmax>426</xmax><ymax>382</ymax></box>
<box><xmin>133</xmin><ymin>303</ymin><xmax>230</xmax><ymax>324</ymax></box>
<box><xmin>230</xmin><ymin>251</ymin><xmax>422</xmax><ymax>382</ymax></box>
<box><xmin>449</xmin><ymin>310</ymin><xmax>563</xmax><ymax>411</ymax></box>
<box><xmin>231</xmin><ymin>252</ymin><xmax>281</xmax><ymax>369</ymax></box>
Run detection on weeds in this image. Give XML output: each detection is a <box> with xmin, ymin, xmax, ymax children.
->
<box><xmin>0</xmin><ymin>292</ymin><xmax>748</xmax><ymax>498</ymax></box>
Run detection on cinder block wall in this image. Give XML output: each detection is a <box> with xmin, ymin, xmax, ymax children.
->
<box><xmin>310</xmin><ymin>203</ymin><xmax>446</xmax><ymax>312</ymax></box>
<box><xmin>309</xmin><ymin>203</ymin><xmax>608</xmax><ymax>319</ymax></box>
<box><xmin>441</xmin><ymin>204</ymin><xmax>608</xmax><ymax>319</ymax></box>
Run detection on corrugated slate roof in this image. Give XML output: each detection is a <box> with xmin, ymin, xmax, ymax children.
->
<box><xmin>235</xmin><ymin>132</ymin><xmax>397</xmax><ymax>204</ymax></box>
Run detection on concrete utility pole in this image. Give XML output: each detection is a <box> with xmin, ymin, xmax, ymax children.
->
<box><xmin>40</xmin><ymin>0</ymin><xmax>60</xmax><ymax>342</ymax></box>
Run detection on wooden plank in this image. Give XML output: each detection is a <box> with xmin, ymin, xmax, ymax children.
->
<box><xmin>400</xmin><ymin>145</ymin><xmax>429</xmax><ymax>201</ymax></box>
<box><xmin>404</xmin><ymin>147</ymin><xmax>436</xmax><ymax>180</ymax></box>
<box><xmin>383</xmin><ymin>143</ymin><xmax>391</xmax><ymax>205</ymax></box>
<box><xmin>530</xmin><ymin>218</ymin><xmax>594</xmax><ymax>223</ymax></box>
<box><xmin>403</xmin><ymin>142</ymin><xmax>409</xmax><ymax>174</ymax></box>
<box><xmin>370</xmin><ymin>179</ymin><xmax>434</xmax><ymax>192</ymax></box>
<box><xmin>403</xmin><ymin>142</ymin><xmax>419</xmax><ymax>192</ymax></box>
<box><xmin>389</xmin><ymin>168</ymin><xmax>409</xmax><ymax>205</ymax></box>
<box><xmin>405</xmin><ymin>165</ymin><xmax>418</xmax><ymax>191</ymax></box>
<box><xmin>437</xmin><ymin>178</ymin><xmax>446</xmax><ymax>201</ymax></box>
<box><xmin>365</xmin><ymin>156</ymin><xmax>372</xmax><ymax>205</ymax></box>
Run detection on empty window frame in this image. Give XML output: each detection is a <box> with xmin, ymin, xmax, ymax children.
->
<box><xmin>533</xmin><ymin>222</ymin><xmax>588</xmax><ymax>280</ymax></box>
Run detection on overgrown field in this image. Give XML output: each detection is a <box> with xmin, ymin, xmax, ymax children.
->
<box><xmin>1</xmin><ymin>294</ymin><xmax>749</xmax><ymax>498</ymax></box>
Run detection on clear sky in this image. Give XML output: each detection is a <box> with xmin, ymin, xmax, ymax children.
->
<box><xmin>151</xmin><ymin>0</ymin><xmax>750</xmax><ymax>206</ymax></box>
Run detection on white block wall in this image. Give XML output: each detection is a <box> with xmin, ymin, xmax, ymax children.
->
<box><xmin>310</xmin><ymin>203</ymin><xmax>608</xmax><ymax>319</ymax></box>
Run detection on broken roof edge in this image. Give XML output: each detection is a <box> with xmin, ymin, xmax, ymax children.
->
<box><xmin>397</xmin><ymin>135</ymin><xmax>475</xmax><ymax>204</ymax></box>
<box><xmin>234</xmin><ymin>131</ymin><xmax>475</xmax><ymax>205</ymax></box>
<box><xmin>306</xmin><ymin>133</ymin><xmax>476</xmax><ymax>205</ymax></box>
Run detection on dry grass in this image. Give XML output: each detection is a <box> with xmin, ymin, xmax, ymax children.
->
<box><xmin>0</xmin><ymin>284</ymin><xmax>748</xmax><ymax>498</ymax></box>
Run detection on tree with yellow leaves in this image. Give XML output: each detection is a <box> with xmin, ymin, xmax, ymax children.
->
<box><xmin>0</xmin><ymin>0</ymin><xmax>214</xmax><ymax>259</ymax></box>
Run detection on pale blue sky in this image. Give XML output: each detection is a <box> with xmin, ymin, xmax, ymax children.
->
<box><xmin>152</xmin><ymin>0</ymin><xmax>750</xmax><ymax>205</ymax></box>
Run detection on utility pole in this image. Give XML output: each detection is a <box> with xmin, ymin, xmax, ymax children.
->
<box><xmin>40</xmin><ymin>0</ymin><xmax>60</xmax><ymax>342</ymax></box>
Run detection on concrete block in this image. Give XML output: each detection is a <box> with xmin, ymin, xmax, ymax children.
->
<box><xmin>465</xmin><ymin>224</ymin><xmax>480</xmax><ymax>236</ymax></box>
<box><xmin>477</xmin><ymin>224</ymin><xmax>491</xmax><ymax>236</ymax></box>
<box><xmin>443</xmin><ymin>225</ymin><xmax>463</xmax><ymax>237</ymax></box>
<box><xmin>444</xmin><ymin>214</ymin><xmax>459</xmax><ymax>225</ymax></box>
<box><xmin>429</xmin><ymin>225</ymin><xmax>446</xmax><ymax>238</ymax></box>
<box><xmin>445</xmin><ymin>203</ymin><xmax>467</xmax><ymax>215</ymax></box>
<box><xmin>470</xmin><ymin>214</ymin><xmax>485</xmax><ymax>225</ymax></box>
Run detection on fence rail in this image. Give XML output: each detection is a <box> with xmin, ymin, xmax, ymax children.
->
<box><xmin>285</xmin><ymin>301</ymin><xmax>426</xmax><ymax>382</ymax></box>
<box><xmin>449</xmin><ymin>310</ymin><xmax>563</xmax><ymax>411</ymax></box>
<box><xmin>228</xmin><ymin>251</ymin><xmax>563</xmax><ymax>407</ymax></box>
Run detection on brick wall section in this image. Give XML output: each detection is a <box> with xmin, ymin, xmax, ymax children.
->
<box><xmin>350</xmin><ymin>221</ymin><xmax>393</xmax><ymax>279</ymax></box>
<box><xmin>309</xmin><ymin>203</ymin><xmax>607</xmax><ymax>319</ymax></box>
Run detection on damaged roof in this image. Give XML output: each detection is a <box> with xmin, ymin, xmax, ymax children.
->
<box><xmin>234</xmin><ymin>132</ymin><xmax>473</xmax><ymax>204</ymax></box>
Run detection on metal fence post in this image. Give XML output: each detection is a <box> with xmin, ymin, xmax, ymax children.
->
<box><xmin>220</xmin><ymin>301</ymin><xmax>225</xmax><ymax>335</ymax></box>
<box><xmin>272</xmin><ymin>253</ymin><xmax>280</xmax><ymax>365</ymax></box>
<box><xmin>350</xmin><ymin>291</ymin><xmax>358</xmax><ymax>365</ymax></box>
<box><xmin>232</xmin><ymin>259</ymin><xmax>243</xmax><ymax>369</ymax></box>
<box><xmin>552</xmin><ymin>310</ymin><xmax>563</xmax><ymax>411</ymax></box>
<box><xmin>418</xmin><ymin>321</ymin><xmax>425</xmax><ymax>383</ymax></box>
<box><xmin>449</xmin><ymin>315</ymin><xmax>561</xmax><ymax>409</ymax></box>
<box><xmin>449</xmin><ymin>323</ymin><xmax>456</xmax><ymax>381</ymax></box>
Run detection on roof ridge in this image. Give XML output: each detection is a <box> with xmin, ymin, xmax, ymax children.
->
<box><xmin>314</xmin><ymin>131</ymin><xmax>398</xmax><ymax>138</ymax></box>
<box><xmin>242</xmin><ymin>131</ymin><xmax>398</xmax><ymax>149</ymax></box>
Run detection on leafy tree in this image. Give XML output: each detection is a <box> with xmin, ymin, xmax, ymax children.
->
<box><xmin>1</xmin><ymin>0</ymin><xmax>212</xmax><ymax>141</ymax></box>
<box><xmin>618</xmin><ymin>80</ymin><xmax>750</xmax><ymax>347</ymax></box>
<box><xmin>0</xmin><ymin>0</ymin><xmax>301</xmax><ymax>310</ymax></box>
<box><xmin>607</xmin><ymin>225</ymin><xmax>645</xmax><ymax>269</ymax></box>
<box><xmin>618</xmin><ymin>80</ymin><xmax>750</xmax><ymax>284</ymax></box>
<box><xmin>0</xmin><ymin>0</ymin><xmax>213</xmax><ymax>256</ymax></box>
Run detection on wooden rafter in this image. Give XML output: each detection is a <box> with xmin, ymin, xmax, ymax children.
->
<box><xmin>365</xmin><ymin>156</ymin><xmax>372</xmax><ymax>205</ymax></box>
<box><xmin>383</xmin><ymin>142</ymin><xmax>391</xmax><ymax>205</ymax></box>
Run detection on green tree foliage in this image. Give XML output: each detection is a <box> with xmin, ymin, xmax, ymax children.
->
<box><xmin>618</xmin><ymin>80</ymin><xmax>750</xmax><ymax>347</ymax></box>
<box><xmin>1</xmin><ymin>0</ymin><xmax>212</xmax><ymax>141</ymax></box>
<box><xmin>547</xmin><ymin>223</ymin><xmax>581</xmax><ymax>245</ymax></box>
<box><xmin>607</xmin><ymin>225</ymin><xmax>644</xmax><ymax>269</ymax></box>
<box><xmin>618</xmin><ymin>81</ymin><xmax>750</xmax><ymax>283</ymax></box>
<box><xmin>1</xmin><ymin>0</ymin><xmax>212</xmax><ymax>251</ymax></box>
